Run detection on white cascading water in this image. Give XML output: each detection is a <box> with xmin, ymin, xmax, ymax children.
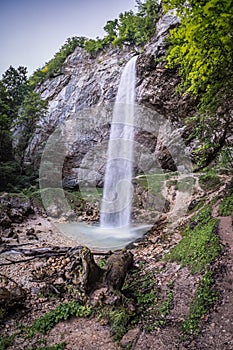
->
<box><xmin>100</xmin><ymin>55</ymin><xmax>138</xmax><ymax>228</ymax></box>
<box><xmin>46</xmin><ymin>55</ymin><xmax>152</xmax><ymax>250</ymax></box>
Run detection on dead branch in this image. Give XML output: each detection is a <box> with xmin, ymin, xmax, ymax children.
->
<box><xmin>0</xmin><ymin>245</ymin><xmax>112</xmax><ymax>258</ymax></box>
<box><xmin>0</xmin><ymin>242</ymin><xmax>35</xmax><ymax>254</ymax></box>
<box><xmin>0</xmin><ymin>256</ymin><xmax>39</xmax><ymax>266</ymax></box>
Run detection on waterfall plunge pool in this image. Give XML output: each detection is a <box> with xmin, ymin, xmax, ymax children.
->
<box><xmin>56</xmin><ymin>222</ymin><xmax>152</xmax><ymax>251</ymax></box>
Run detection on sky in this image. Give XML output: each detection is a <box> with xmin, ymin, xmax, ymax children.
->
<box><xmin>0</xmin><ymin>0</ymin><xmax>137</xmax><ymax>77</ymax></box>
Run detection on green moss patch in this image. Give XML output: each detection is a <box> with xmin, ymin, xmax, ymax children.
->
<box><xmin>165</xmin><ymin>206</ymin><xmax>222</xmax><ymax>273</ymax></box>
<box><xmin>219</xmin><ymin>195</ymin><xmax>233</xmax><ymax>216</ymax></box>
<box><xmin>122</xmin><ymin>266</ymin><xmax>174</xmax><ymax>333</ymax></box>
<box><xmin>0</xmin><ymin>334</ymin><xmax>15</xmax><ymax>350</ymax></box>
<box><xmin>219</xmin><ymin>177</ymin><xmax>233</xmax><ymax>217</ymax></box>
<box><xmin>181</xmin><ymin>270</ymin><xmax>218</xmax><ymax>336</ymax></box>
<box><xmin>199</xmin><ymin>173</ymin><xmax>220</xmax><ymax>192</ymax></box>
<box><xmin>26</xmin><ymin>301</ymin><xmax>92</xmax><ymax>337</ymax></box>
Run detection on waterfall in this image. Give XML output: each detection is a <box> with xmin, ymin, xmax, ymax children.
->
<box><xmin>100</xmin><ymin>55</ymin><xmax>138</xmax><ymax>228</ymax></box>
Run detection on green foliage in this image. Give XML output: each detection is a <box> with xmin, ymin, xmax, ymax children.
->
<box><xmin>14</xmin><ymin>90</ymin><xmax>48</xmax><ymax>156</ymax></box>
<box><xmin>112</xmin><ymin>11</ymin><xmax>142</xmax><ymax>47</ymax></box>
<box><xmin>0</xmin><ymin>334</ymin><xmax>15</xmax><ymax>350</ymax></box>
<box><xmin>142</xmin><ymin>286</ymin><xmax>174</xmax><ymax>331</ymax></box>
<box><xmin>84</xmin><ymin>38</ymin><xmax>105</xmax><ymax>55</ymax></box>
<box><xmin>26</xmin><ymin>1</ymin><xmax>160</xmax><ymax>86</ymax></box>
<box><xmin>0</xmin><ymin>160</ymin><xmax>22</xmax><ymax>191</ymax></box>
<box><xmin>157</xmin><ymin>289</ymin><xmax>173</xmax><ymax>318</ymax></box>
<box><xmin>96</xmin><ymin>304</ymin><xmax>134</xmax><ymax>343</ymax></box>
<box><xmin>25</xmin><ymin>343</ymin><xmax>66</xmax><ymax>350</ymax></box>
<box><xmin>165</xmin><ymin>0</ymin><xmax>233</xmax><ymax>95</ymax></box>
<box><xmin>98</xmin><ymin>258</ymin><xmax>107</xmax><ymax>268</ymax></box>
<box><xmin>17</xmin><ymin>91</ymin><xmax>47</xmax><ymax>128</ymax></box>
<box><xmin>122</xmin><ymin>266</ymin><xmax>174</xmax><ymax>332</ymax></box>
<box><xmin>182</xmin><ymin>270</ymin><xmax>218</xmax><ymax>336</ymax></box>
<box><xmin>1</xmin><ymin>66</ymin><xmax>28</xmax><ymax>114</ymax></box>
<box><xmin>27</xmin><ymin>301</ymin><xmax>92</xmax><ymax>337</ymax></box>
<box><xmin>29</xmin><ymin>37</ymin><xmax>87</xmax><ymax>87</ymax></box>
<box><xmin>0</xmin><ymin>160</ymin><xmax>37</xmax><ymax>193</ymax></box>
<box><xmin>164</xmin><ymin>0</ymin><xmax>233</xmax><ymax>168</ymax></box>
<box><xmin>136</xmin><ymin>0</ymin><xmax>161</xmax><ymax>42</ymax></box>
<box><xmin>0</xmin><ymin>65</ymin><xmax>48</xmax><ymax>164</ymax></box>
<box><xmin>103</xmin><ymin>19</ymin><xmax>118</xmax><ymax>43</ymax></box>
<box><xmin>219</xmin><ymin>195</ymin><xmax>233</xmax><ymax>216</ymax></box>
<box><xmin>165</xmin><ymin>206</ymin><xmax>222</xmax><ymax>273</ymax></box>
<box><xmin>0</xmin><ymin>82</ymin><xmax>12</xmax><ymax>160</ymax></box>
<box><xmin>99</xmin><ymin>275</ymin><xmax>167</xmax><ymax>344</ymax></box>
<box><xmin>218</xmin><ymin>146</ymin><xmax>233</xmax><ymax>170</ymax></box>
<box><xmin>109</xmin><ymin>308</ymin><xmax>132</xmax><ymax>341</ymax></box>
<box><xmin>97</xmin><ymin>269</ymin><xmax>157</xmax><ymax>338</ymax></box>
<box><xmin>0</xmin><ymin>66</ymin><xmax>28</xmax><ymax>161</ymax></box>
<box><xmin>199</xmin><ymin>172</ymin><xmax>220</xmax><ymax>192</ymax></box>
<box><xmin>84</xmin><ymin>0</ymin><xmax>159</xmax><ymax>53</ymax></box>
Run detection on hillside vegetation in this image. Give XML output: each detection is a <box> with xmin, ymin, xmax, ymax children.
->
<box><xmin>164</xmin><ymin>0</ymin><xmax>233</xmax><ymax>169</ymax></box>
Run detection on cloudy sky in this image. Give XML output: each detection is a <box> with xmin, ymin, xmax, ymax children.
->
<box><xmin>0</xmin><ymin>0</ymin><xmax>137</xmax><ymax>77</ymax></box>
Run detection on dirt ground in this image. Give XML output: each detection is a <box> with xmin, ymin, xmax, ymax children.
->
<box><xmin>0</xmin><ymin>182</ymin><xmax>232</xmax><ymax>350</ymax></box>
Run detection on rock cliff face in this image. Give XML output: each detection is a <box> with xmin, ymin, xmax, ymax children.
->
<box><xmin>24</xmin><ymin>12</ymin><xmax>196</xmax><ymax>189</ymax></box>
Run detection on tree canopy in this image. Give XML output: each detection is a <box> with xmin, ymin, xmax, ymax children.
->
<box><xmin>0</xmin><ymin>66</ymin><xmax>48</xmax><ymax>162</ymax></box>
<box><xmin>86</xmin><ymin>0</ymin><xmax>160</xmax><ymax>50</ymax></box>
<box><xmin>2</xmin><ymin>66</ymin><xmax>28</xmax><ymax>116</ymax></box>
<box><xmin>164</xmin><ymin>0</ymin><xmax>233</xmax><ymax>168</ymax></box>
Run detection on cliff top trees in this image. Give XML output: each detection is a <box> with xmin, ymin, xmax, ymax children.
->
<box><xmin>90</xmin><ymin>0</ymin><xmax>160</xmax><ymax>49</ymax></box>
<box><xmin>164</xmin><ymin>0</ymin><xmax>233</xmax><ymax>168</ymax></box>
<box><xmin>29</xmin><ymin>0</ymin><xmax>160</xmax><ymax>85</ymax></box>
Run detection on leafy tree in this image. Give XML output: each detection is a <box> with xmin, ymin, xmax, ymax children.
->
<box><xmin>104</xmin><ymin>19</ymin><xmax>119</xmax><ymax>42</ymax></box>
<box><xmin>109</xmin><ymin>1</ymin><xmax>160</xmax><ymax>47</ymax></box>
<box><xmin>0</xmin><ymin>66</ymin><xmax>48</xmax><ymax>164</ymax></box>
<box><xmin>164</xmin><ymin>0</ymin><xmax>233</xmax><ymax>168</ymax></box>
<box><xmin>14</xmin><ymin>90</ymin><xmax>48</xmax><ymax>158</ymax></box>
<box><xmin>1</xmin><ymin>66</ymin><xmax>28</xmax><ymax>116</ymax></box>
<box><xmin>137</xmin><ymin>0</ymin><xmax>160</xmax><ymax>41</ymax></box>
<box><xmin>0</xmin><ymin>66</ymin><xmax>28</xmax><ymax>161</ymax></box>
<box><xmin>84</xmin><ymin>0</ymin><xmax>160</xmax><ymax>52</ymax></box>
<box><xmin>113</xmin><ymin>11</ymin><xmax>141</xmax><ymax>46</ymax></box>
<box><xmin>0</xmin><ymin>82</ymin><xmax>12</xmax><ymax>160</ymax></box>
<box><xmin>84</xmin><ymin>37</ymin><xmax>105</xmax><ymax>55</ymax></box>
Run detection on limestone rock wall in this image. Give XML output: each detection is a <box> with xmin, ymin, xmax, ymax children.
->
<box><xmin>23</xmin><ymin>12</ymin><xmax>196</xmax><ymax>189</ymax></box>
